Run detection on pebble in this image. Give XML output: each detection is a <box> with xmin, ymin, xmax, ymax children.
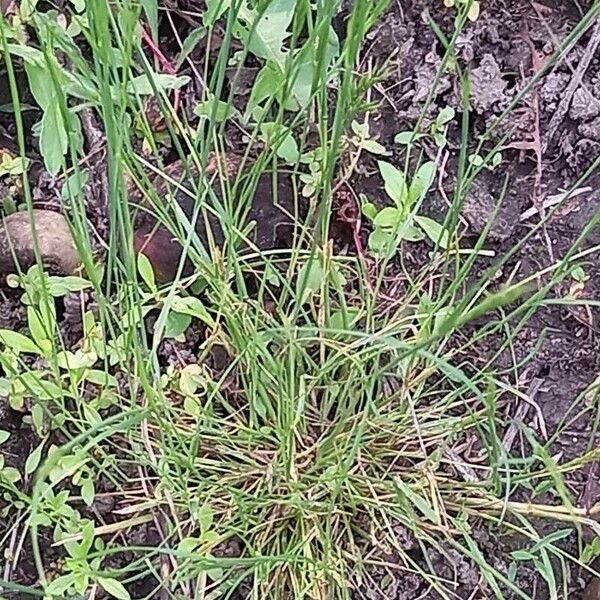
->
<box><xmin>584</xmin><ymin>578</ymin><xmax>600</xmax><ymax>600</ymax></box>
<box><xmin>0</xmin><ymin>209</ymin><xmax>81</xmax><ymax>277</ymax></box>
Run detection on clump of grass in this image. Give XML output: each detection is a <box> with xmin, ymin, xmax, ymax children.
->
<box><xmin>0</xmin><ymin>1</ymin><xmax>599</xmax><ymax>599</ymax></box>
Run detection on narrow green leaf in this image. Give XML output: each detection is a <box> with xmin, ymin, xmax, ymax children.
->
<box><xmin>139</xmin><ymin>0</ymin><xmax>158</xmax><ymax>40</ymax></box>
<box><xmin>40</xmin><ymin>103</ymin><xmax>68</xmax><ymax>175</ymax></box>
<box><xmin>176</xmin><ymin>26</ymin><xmax>207</xmax><ymax>69</ymax></box>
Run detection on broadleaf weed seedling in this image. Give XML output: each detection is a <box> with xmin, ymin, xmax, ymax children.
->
<box><xmin>362</xmin><ymin>159</ymin><xmax>451</xmax><ymax>256</ymax></box>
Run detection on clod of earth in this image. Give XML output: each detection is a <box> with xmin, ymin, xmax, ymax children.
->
<box><xmin>131</xmin><ymin>154</ymin><xmax>298</xmax><ymax>283</ymax></box>
<box><xmin>0</xmin><ymin>209</ymin><xmax>81</xmax><ymax>277</ymax></box>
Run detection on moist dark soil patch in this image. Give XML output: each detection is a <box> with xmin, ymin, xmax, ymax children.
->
<box><xmin>1</xmin><ymin>0</ymin><xmax>599</xmax><ymax>599</ymax></box>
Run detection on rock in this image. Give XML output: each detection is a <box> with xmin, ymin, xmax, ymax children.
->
<box><xmin>584</xmin><ymin>578</ymin><xmax>600</xmax><ymax>600</ymax></box>
<box><xmin>0</xmin><ymin>209</ymin><xmax>81</xmax><ymax>277</ymax></box>
<box><xmin>131</xmin><ymin>155</ymin><xmax>299</xmax><ymax>283</ymax></box>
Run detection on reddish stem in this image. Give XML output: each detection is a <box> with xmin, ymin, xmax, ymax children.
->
<box><xmin>140</xmin><ymin>24</ymin><xmax>181</xmax><ymax>113</ymax></box>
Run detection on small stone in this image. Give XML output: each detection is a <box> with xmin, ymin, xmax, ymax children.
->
<box><xmin>584</xmin><ymin>578</ymin><xmax>600</xmax><ymax>600</ymax></box>
<box><xmin>131</xmin><ymin>155</ymin><xmax>298</xmax><ymax>283</ymax></box>
<box><xmin>0</xmin><ymin>209</ymin><xmax>81</xmax><ymax>277</ymax></box>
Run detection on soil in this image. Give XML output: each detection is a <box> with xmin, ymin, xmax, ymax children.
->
<box><xmin>0</xmin><ymin>0</ymin><xmax>599</xmax><ymax>599</ymax></box>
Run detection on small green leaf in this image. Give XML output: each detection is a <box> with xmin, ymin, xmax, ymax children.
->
<box><xmin>394</xmin><ymin>478</ymin><xmax>440</xmax><ymax>524</ymax></box>
<box><xmin>1</xmin><ymin>466</ymin><xmax>21</xmax><ymax>483</ymax></box>
<box><xmin>56</xmin><ymin>349</ymin><xmax>96</xmax><ymax>370</ymax></box>
<box><xmin>137</xmin><ymin>252</ymin><xmax>156</xmax><ymax>290</ymax></box>
<box><xmin>436</xmin><ymin>106</ymin><xmax>455</xmax><ymax>126</ymax></box>
<box><xmin>170</xmin><ymin>296</ymin><xmax>214</xmax><ymax>326</ymax></box>
<box><xmin>260</xmin><ymin>123</ymin><xmax>300</xmax><ymax>163</ymax></box>
<box><xmin>48</xmin><ymin>276</ymin><xmax>92</xmax><ymax>296</ymax></box>
<box><xmin>139</xmin><ymin>0</ymin><xmax>158</xmax><ymax>40</ymax></box>
<box><xmin>398</xmin><ymin>221</ymin><xmax>426</xmax><ymax>242</ymax></box>
<box><xmin>25</xmin><ymin>438</ymin><xmax>46</xmax><ymax>475</ymax></box>
<box><xmin>468</xmin><ymin>153</ymin><xmax>484</xmax><ymax>167</ymax></box>
<box><xmin>0</xmin><ymin>330</ymin><xmax>41</xmax><ymax>355</ymax></box>
<box><xmin>23</xmin><ymin>62</ymin><xmax>54</xmax><ymax>110</ymax></box>
<box><xmin>408</xmin><ymin>161</ymin><xmax>437</xmax><ymax>203</ymax></box>
<box><xmin>61</xmin><ymin>171</ymin><xmax>89</xmax><ymax>202</ymax></box>
<box><xmin>511</xmin><ymin>550</ymin><xmax>536</xmax><ymax>561</ymax></box>
<box><xmin>378</xmin><ymin>161</ymin><xmax>406</xmax><ymax>205</ymax></box>
<box><xmin>351</xmin><ymin>120</ymin><xmax>367</xmax><ymax>137</ymax></box>
<box><xmin>163</xmin><ymin>311</ymin><xmax>191</xmax><ymax>339</ymax></box>
<box><xmin>206</xmin><ymin>566</ymin><xmax>224</xmax><ymax>582</ymax></box>
<box><xmin>296</xmin><ymin>257</ymin><xmax>323</xmax><ymax>299</ymax></box>
<box><xmin>45</xmin><ymin>574</ymin><xmax>76</xmax><ymax>596</ymax></box>
<box><xmin>81</xmin><ymin>477</ymin><xmax>95</xmax><ymax>507</ymax></box>
<box><xmin>468</xmin><ymin>1</ymin><xmax>480</xmax><ymax>21</ymax></box>
<box><xmin>246</xmin><ymin>61</ymin><xmax>283</xmax><ymax>117</ymax></box>
<box><xmin>197</xmin><ymin>503</ymin><xmax>213</xmax><ymax>533</ymax></box>
<box><xmin>327</xmin><ymin>308</ymin><xmax>361</xmax><ymax>331</ymax></box>
<box><xmin>432</xmin><ymin>131</ymin><xmax>447</xmax><ymax>148</ymax></box>
<box><xmin>368</xmin><ymin>228</ymin><xmax>394</xmax><ymax>255</ymax></box>
<box><xmin>204</xmin><ymin>0</ymin><xmax>231</xmax><ymax>25</ymax></box>
<box><xmin>6</xmin><ymin>44</ymin><xmax>45</xmax><ymax>66</ymax></box>
<box><xmin>128</xmin><ymin>73</ymin><xmax>190</xmax><ymax>96</ymax></box>
<box><xmin>40</xmin><ymin>103</ymin><xmax>68</xmax><ymax>176</ymax></box>
<box><xmin>0</xmin><ymin>431</ymin><xmax>10</xmax><ymax>445</ymax></box>
<box><xmin>31</xmin><ymin>403</ymin><xmax>45</xmax><ymax>436</ymax></box>
<box><xmin>85</xmin><ymin>370</ymin><xmax>117</xmax><ymax>387</ymax></box>
<box><xmin>97</xmin><ymin>577</ymin><xmax>130</xmax><ymax>600</ymax></box>
<box><xmin>361</xmin><ymin>200</ymin><xmax>378</xmax><ymax>221</ymax></box>
<box><xmin>414</xmin><ymin>215</ymin><xmax>450</xmax><ymax>249</ymax></box>
<box><xmin>177</xmin><ymin>537</ymin><xmax>200</xmax><ymax>554</ymax></box>
<box><xmin>361</xmin><ymin>139</ymin><xmax>388</xmax><ymax>155</ymax></box>
<box><xmin>69</xmin><ymin>0</ymin><xmax>86</xmax><ymax>12</ymax></box>
<box><xmin>176</xmin><ymin>26</ymin><xmax>206</xmax><ymax>69</ymax></box>
<box><xmin>582</xmin><ymin>535</ymin><xmax>600</xmax><ymax>564</ymax></box>
<box><xmin>373</xmin><ymin>206</ymin><xmax>401</xmax><ymax>230</ymax></box>
<box><xmin>236</xmin><ymin>0</ymin><xmax>295</xmax><ymax>63</ymax></box>
<box><xmin>394</xmin><ymin>131</ymin><xmax>424</xmax><ymax>145</ymax></box>
<box><xmin>194</xmin><ymin>98</ymin><xmax>233</xmax><ymax>123</ymax></box>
